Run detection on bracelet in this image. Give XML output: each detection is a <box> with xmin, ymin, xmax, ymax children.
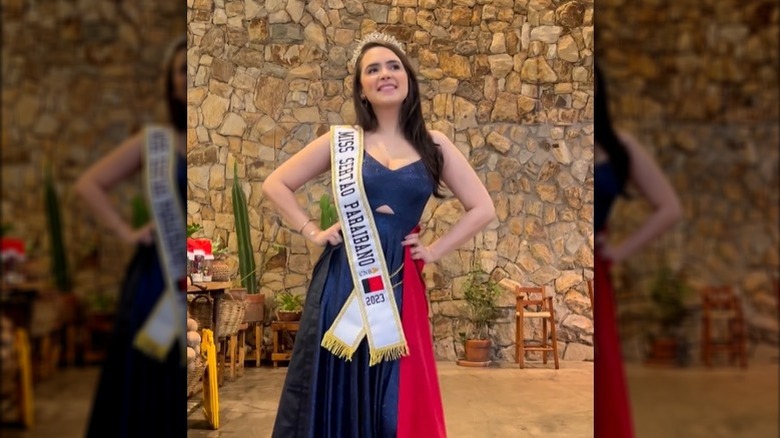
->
<box><xmin>298</xmin><ymin>218</ymin><xmax>313</xmax><ymax>233</ymax></box>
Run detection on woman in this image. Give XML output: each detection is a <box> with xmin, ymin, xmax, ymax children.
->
<box><xmin>594</xmin><ymin>65</ymin><xmax>683</xmax><ymax>437</ymax></box>
<box><xmin>74</xmin><ymin>36</ymin><xmax>187</xmax><ymax>437</ymax></box>
<box><xmin>263</xmin><ymin>32</ymin><xmax>496</xmax><ymax>438</ymax></box>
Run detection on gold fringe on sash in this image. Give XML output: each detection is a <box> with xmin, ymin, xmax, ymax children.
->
<box><xmin>369</xmin><ymin>344</ymin><xmax>409</xmax><ymax>367</ymax></box>
<box><xmin>133</xmin><ymin>330</ymin><xmax>171</xmax><ymax>361</ymax></box>
<box><xmin>320</xmin><ymin>332</ymin><xmax>358</xmax><ymax>361</ymax></box>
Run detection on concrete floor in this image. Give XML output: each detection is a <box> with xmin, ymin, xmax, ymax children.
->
<box><xmin>2</xmin><ymin>352</ymin><xmax>778</xmax><ymax>438</ymax></box>
<box><xmin>187</xmin><ymin>361</ymin><xmax>594</xmax><ymax>438</ymax></box>
<box><xmin>627</xmin><ymin>362</ymin><xmax>779</xmax><ymax>438</ymax></box>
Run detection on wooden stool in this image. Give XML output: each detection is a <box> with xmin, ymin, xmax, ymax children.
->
<box><xmin>82</xmin><ymin>313</ymin><xmax>113</xmax><ymax>365</ymax></box>
<box><xmin>249</xmin><ymin>321</ymin><xmax>263</xmax><ymax>367</ymax></box>
<box><xmin>235</xmin><ymin>323</ymin><xmax>248</xmax><ymax>377</ymax></box>
<box><xmin>515</xmin><ymin>285</ymin><xmax>559</xmax><ymax>369</ymax></box>
<box><xmin>587</xmin><ymin>280</ymin><xmax>594</xmax><ymax>311</ymax></box>
<box><xmin>271</xmin><ymin>321</ymin><xmax>300</xmax><ymax>368</ymax></box>
<box><xmin>700</xmin><ymin>285</ymin><xmax>747</xmax><ymax>368</ymax></box>
<box><xmin>216</xmin><ymin>334</ymin><xmax>238</xmax><ymax>385</ymax></box>
<box><xmin>63</xmin><ymin>324</ymin><xmax>77</xmax><ymax>367</ymax></box>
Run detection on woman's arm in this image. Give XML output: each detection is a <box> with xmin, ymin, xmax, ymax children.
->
<box><xmin>601</xmin><ymin>131</ymin><xmax>683</xmax><ymax>262</ymax></box>
<box><xmin>404</xmin><ymin>131</ymin><xmax>496</xmax><ymax>262</ymax></box>
<box><xmin>261</xmin><ymin>133</ymin><xmax>342</xmax><ymax>246</ymax></box>
<box><xmin>74</xmin><ymin>132</ymin><xmax>153</xmax><ymax>245</ymax></box>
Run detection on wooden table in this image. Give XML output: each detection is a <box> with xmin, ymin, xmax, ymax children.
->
<box><xmin>187</xmin><ymin>281</ymin><xmax>231</xmax><ymax>336</ymax></box>
<box><xmin>0</xmin><ymin>281</ymin><xmax>62</xmax><ymax>379</ymax></box>
<box><xmin>271</xmin><ymin>320</ymin><xmax>300</xmax><ymax>367</ymax></box>
<box><xmin>0</xmin><ymin>281</ymin><xmax>47</xmax><ymax>331</ymax></box>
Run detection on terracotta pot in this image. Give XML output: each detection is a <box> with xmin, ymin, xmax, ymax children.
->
<box><xmin>464</xmin><ymin>339</ymin><xmax>491</xmax><ymax>362</ymax></box>
<box><xmin>277</xmin><ymin>310</ymin><xmax>302</xmax><ymax>322</ymax></box>
<box><xmin>58</xmin><ymin>292</ymin><xmax>79</xmax><ymax>325</ymax></box>
<box><xmin>228</xmin><ymin>287</ymin><xmax>247</xmax><ymax>308</ymax></box>
<box><xmin>243</xmin><ymin>294</ymin><xmax>265</xmax><ymax>323</ymax></box>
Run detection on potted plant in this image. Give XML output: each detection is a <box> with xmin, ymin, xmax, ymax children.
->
<box><xmin>45</xmin><ymin>166</ymin><xmax>71</xmax><ymax>293</ymax></box>
<box><xmin>226</xmin><ymin>160</ymin><xmax>265</xmax><ymax>325</ymax></box>
<box><xmin>645</xmin><ymin>264</ymin><xmax>692</xmax><ymax>367</ymax></box>
<box><xmin>275</xmin><ymin>290</ymin><xmax>303</xmax><ymax>321</ymax></box>
<box><xmin>457</xmin><ymin>268</ymin><xmax>501</xmax><ymax>367</ymax></box>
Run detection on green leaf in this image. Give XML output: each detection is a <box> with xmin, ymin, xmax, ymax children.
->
<box><xmin>131</xmin><ymin>196</ymin><xmax>150</xmax><ymax>229</ymax></box>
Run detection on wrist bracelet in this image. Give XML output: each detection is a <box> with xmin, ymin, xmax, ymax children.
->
<box><xmin>298</xmin><ymin>218</ymin><xmax>313</xmax><ymax>233</ymax></box>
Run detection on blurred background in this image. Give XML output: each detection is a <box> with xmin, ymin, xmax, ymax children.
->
<box><xmin>1</xmin><ymin>1</ymin><xmax>184</xmax><ymax>436</ymax></box>
<box><xmin>597</xmin><ymin>0</ymin><xmax>778</xmax><ymax>436</ymax></box>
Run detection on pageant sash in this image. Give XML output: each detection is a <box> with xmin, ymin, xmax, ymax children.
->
<box><xmin>320</xmin><ymin>125</ymin><xmax>408</xmax><ymax>365</ymax></box>
<box><xmin>133</xmin><ymin>126</ymin><xmax>187</xmax><ymax>362</ymax></box>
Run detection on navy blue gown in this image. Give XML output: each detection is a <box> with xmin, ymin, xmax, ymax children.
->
<box><xmin>272</xmin><ymin>152</ymin><xmax>447</xmax><ymax>438</ymax></box>
<box><xmin>85</xmin><ymin>153</ymin><xmax>187</xmax><ymax>438</ymax></box>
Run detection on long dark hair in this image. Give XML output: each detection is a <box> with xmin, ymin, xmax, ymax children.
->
<box><xmin>165</xmin><ymin>38</ymin><xmax>187</xmax><ymax>133</ymax></box>
<box><xmin>594</xmin><ymin>64</ymin><xmax>630</xmax><ymax>190</ymax></box>
<box><xmin>352</xmin><ymin>41</ymin><xmax>445</xmax><ymax>198</ymax></box>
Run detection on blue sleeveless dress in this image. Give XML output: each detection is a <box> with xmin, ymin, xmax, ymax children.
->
<box><xmin>272</xmin><ymin>152</ymin><xmax>446</xmax><ymax>437</ymax></box>
<box><xmin>86</xmin><ymin>153</ymin><xmax>187</xmax><ymax>437</ymax></box>
<box><xmin>594</xmin><ymin>160</ymin><xmax>634</xmax><ymax>437</ymax></box>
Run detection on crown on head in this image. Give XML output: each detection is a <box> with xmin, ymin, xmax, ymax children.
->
<box><xmin>349</xmin><ymin>31</ymin><xmax>406</xmax><ymax>69</ymax></box>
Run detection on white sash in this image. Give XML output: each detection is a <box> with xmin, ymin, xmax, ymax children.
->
<box><xmin>133</xmin><ymin>126</ymin><xmax>187</xmax><ymax>362</ymax></box>
<box><xmin>320</xmin><ymin>125</ymin><xmax>408</xmax><ymax>365</ymax></box>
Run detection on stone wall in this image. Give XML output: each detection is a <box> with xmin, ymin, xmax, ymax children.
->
<box><xmin>1</xmin><ymin>1</ymin><xmax>186</xmax><ymax>308</ymax></box>
<box><xmin>597</xmin><ymin>0</ymin><xmax>779</xmax><ymax>356</ymax></box>
<box><xmin>186</xmin><ymin>0</ymin><xmax>596</xmax><ymax>362</ymax></box>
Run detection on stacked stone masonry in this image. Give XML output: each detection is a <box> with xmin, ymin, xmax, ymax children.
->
<box><xmin>187</xmin><ymin>0</ymin><xmax>596</xmax><ymax>362</ymax></box>
<box><xmin>2</xmin><ymin>1</ymin><xmax>186</xmax><ymax>307</ymax></box>
<box><xmin>598</xmin><ymin>0</ymin><xmax>779</xmax><ymax>356</ymax></box>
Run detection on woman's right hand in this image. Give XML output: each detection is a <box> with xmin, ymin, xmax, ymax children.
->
<box><xmin>120</xmin><ymin>222</ymin><xmax>155</xmax><ymax>246</ymax></box>
<box><xmin>310</xmin><ymin>222</ymin><xmax>342</xmax><ymax>247</ymax></box>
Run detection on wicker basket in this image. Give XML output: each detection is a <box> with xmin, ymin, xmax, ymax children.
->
<box><xmin>186</xmin><ymin>356</ymin><xmax>207</xmax><ymax>396</ymax></box>
<box><xmin>210</xmin><ymin>261</ymin><xmax>232</xmax><ymax>282</ymax></box>
<box><xmin>188</xmin><ymin>295</ymin><xmax>213</xmax><ymax>332</ymax></box>
<box><xmin>215</xmin><ymin>291</ymin><xmax>246</xmax><ymax>338</ymax></box>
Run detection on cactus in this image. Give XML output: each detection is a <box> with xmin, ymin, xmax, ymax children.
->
<box><xmin>319</xmin><ymin>194</ymin><xmax>338</xmax><ymax>229</ymax></box>
<box><xmin>44</xmin><ymin>165</ymin><xmax>71</xmax><ymax>292</ymax></box>
<box><xmin>232</xmin><ymin>161</ymin><xmax>257</xmax><ymax>293</ymax></box>
<box><xmin>131</xmin><ymin>195</ymin><xmax>150</xmax><ymax>229</ymax></box>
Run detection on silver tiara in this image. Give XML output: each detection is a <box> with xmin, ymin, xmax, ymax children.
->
<box><xmin>349</xmin><ymin>32</ymin><xmax>406</xmax><ymax>69</ymax></box>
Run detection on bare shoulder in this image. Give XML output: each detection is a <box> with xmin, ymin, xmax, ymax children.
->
<box><xmin>616</xmin><ymin>130</ymin><xmax>644</xmax><ymax>154</ymax></box>
<box><xmin>428</xmin><ymin>130</ymin><xmax>450</xmax><ymax>145</ymax></box>
<box><xmin>428</xmin><ymin>130</ymin><xmax>458</xmax><ymax>155</ymax></box>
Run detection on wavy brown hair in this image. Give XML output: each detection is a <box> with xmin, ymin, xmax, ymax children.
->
<box><xmin>352</xmin><ymin>41</ymin><xmax>445</xmax><ymax>198</ymax></box>
<box><xmin>164</xmin><ymin>38</ymin><xmax>187</xmax><ymax>133</ymax></box>
<box><xmin>595</xmin><ymin>64</ymin><xmax>630</xmax><ymax>192</ymax></box>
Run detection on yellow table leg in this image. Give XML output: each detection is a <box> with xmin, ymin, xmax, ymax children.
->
<box><xmin>15</xmin><ymin>329</ymin><xmax>34</xmax><ymax>428</ymax></box>
<box><xmin>200</xmin><ymin>329</ymin><xmax>219</xmax><ymax>429</ymax></box>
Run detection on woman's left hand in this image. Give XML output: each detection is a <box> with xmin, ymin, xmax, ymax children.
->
<box><xmin>600</xmin><ymin>244</ymin><xmax>625</xmax><ymax>264</ymax></box>
<box><xmin>402</xmin><ymin>232</ymin><xmax>438</xmax><ymax>263</ymax></box>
